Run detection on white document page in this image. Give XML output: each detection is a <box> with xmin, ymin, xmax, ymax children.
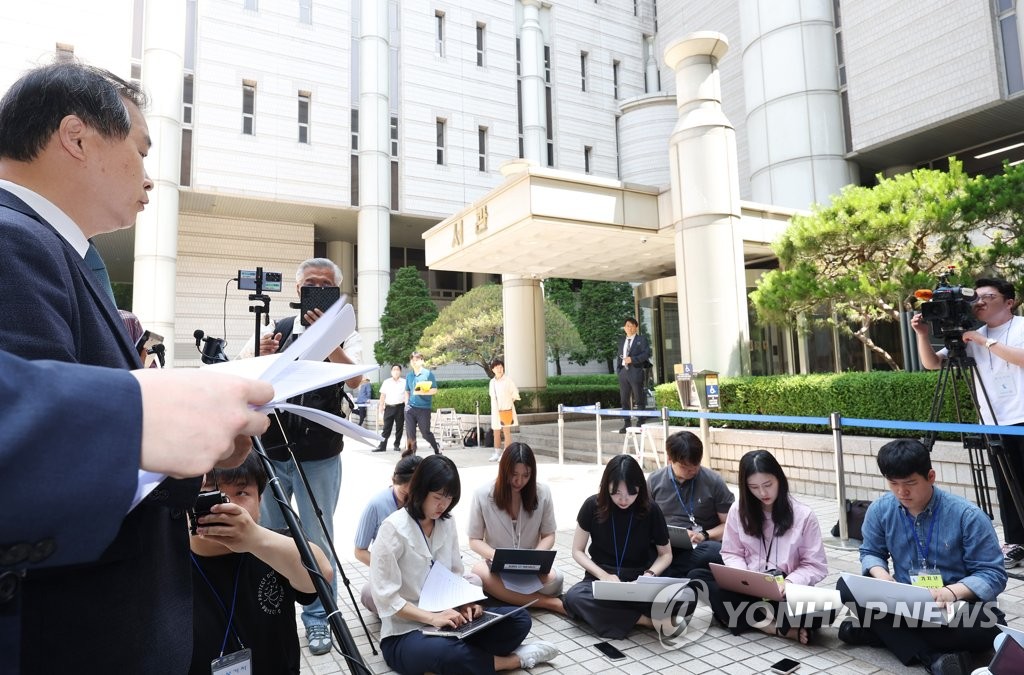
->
<box><xmin>499</xmin><ymin>573</ymin><xmax>544</xmax><ymax>595</ymax></box>
<box><xmin>418</xmin><ymin>562</ymin><xmax>487</xmax><ymax>612</ymax></box>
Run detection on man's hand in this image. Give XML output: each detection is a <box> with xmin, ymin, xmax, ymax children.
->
<box><xmin>258</xmin><ymin>332</ymin><xmax>282</xmax><ymax>356</ymax></box>
<box><xmin>623</xmin><ymin>355</ymin><xmax>632</xmax><ymax>365</ymax></box>
<box><xmin>961</xmin><ymin>330</ymin><xmax>987</xmax><ymax>347</ymax></box>
<box><xmin>132</xmin><ymin>369</ymin><xmax>274</xmax><ymax>477</ymax></box>
<box><xmin>304</xmin><ymin>307</ymin><xmax>325</xmax><ymax>326</ymax></box>
<box><xmin>194</xmin><ymin>502</ymin><xmax>263</xmax><ymax>552</ymax></box>
<box><xmin>688</xmin><ymin>529</ymin><xmax>706</xmax><ymax>545</ymax></box>
<box><xmin>910</xmin><ymin>312</ymin><xmax>930</xmax><ymax>336</ymax></box>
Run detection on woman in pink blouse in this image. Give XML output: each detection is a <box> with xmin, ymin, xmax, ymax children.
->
<box><xmin>690</xmin><ymin>449</ymin><xmax>828</xmax><ymax>644</ymax></box>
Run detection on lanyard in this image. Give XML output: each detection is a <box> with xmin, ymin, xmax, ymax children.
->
<box><xmin>760</xmin><ymin>529</ymin><xmax>777</xmax><ymax>571</ymax></box>
<box><xmin>902</xmin><ymin>502</ymin><xmax>939</xmax><ymax>568</ymax></box>
<box><xmin>672</xmin><ymin>472</ymin><xmax>699</xmax><ymax>526</ymax></box>
<box><xmin>610</xmin><ymin>511</ymin><xmax>634</xmax><ymax>577</ymax></box>
<box><xmin>191</xmin><ymin>554</ymin><xmax>245</xmax><ymax>657</ymax></box>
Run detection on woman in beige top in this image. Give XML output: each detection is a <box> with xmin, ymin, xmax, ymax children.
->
<box><xmin>468</xmin><ymin>443</ymin><xmax>566</xmax><ymax>614</ymax></box>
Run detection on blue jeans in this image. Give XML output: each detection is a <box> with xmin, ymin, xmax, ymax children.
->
<box><xmin>259</xmin><ymin>454</ymin><xmax>341</xmax><ymax>630</ymax></box>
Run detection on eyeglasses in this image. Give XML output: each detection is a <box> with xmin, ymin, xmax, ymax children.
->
<box><xmin>975</xmin><ymin>293</ymin><xmax>1004</xmax><ymax>303</ymax></box>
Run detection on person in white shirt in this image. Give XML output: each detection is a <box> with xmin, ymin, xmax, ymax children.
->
<box><xmin>488</xmin><ymin>358</ymin><xmax>521</xmax><ymax>462</ymax></box>
<box><xmin>376</xmin><ymin>364</ymin><xmax>406</xmax><ymax>453</ymax></box>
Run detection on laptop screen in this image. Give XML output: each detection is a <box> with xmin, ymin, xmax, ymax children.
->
<box><xmin>992</xmin><ymin>635</ymin><xmax>1024</xmax><ymax>675</ymax></box>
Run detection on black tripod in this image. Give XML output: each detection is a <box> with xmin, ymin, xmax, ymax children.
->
<box><xmin>247</xmin><ymin>277</ymin><xmax>374</xmax><ymax>672</ymax></box>
<box><xmin>923</xmin><ymin>338</ymin><xmax>1024</xmax><ymax>537</ymax></box>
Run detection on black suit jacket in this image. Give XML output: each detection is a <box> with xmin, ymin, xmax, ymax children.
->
<box><xmin>0</xmin><ymin>188</ymin><xmax>198</xmax><ymax>674</ymax></box>
<box><xmin>616</xmin><ymin>333</ymin><xmax>652</xmax><ymax>374</ymax></box>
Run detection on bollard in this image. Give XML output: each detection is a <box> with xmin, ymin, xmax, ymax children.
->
<box><xmin>595</xmin><ymin>402</ymin><xmax>603</xmax><ymax>466</ymax></box>
<box><xmin>557</xmin><ymin>403</ymin><xmax>565</xmax><ymax>466</ymax></box>
<box><xmin>824</xmin><ymin>411</ymin><xmax>860</xmax><ymax>550</ymax></box>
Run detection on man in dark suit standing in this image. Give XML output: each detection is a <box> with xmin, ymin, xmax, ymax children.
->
<box><xmin>616</xmin><ymin>317</ymin><xmax>652</xmax><ymax>433</ymax></box>
<box><xmin>0</xmin><ymin>61</ymin><xmax>202</xmax><ymax>673</ymax></box>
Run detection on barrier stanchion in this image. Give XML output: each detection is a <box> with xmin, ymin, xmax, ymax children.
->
<box><xmin>474</xmin><ymin>400</ymin><xmax>481</xmax><ymax>450</ymax></box>
<box><xmin>661</xmin><ymin>406</ymin><xmax>670</xmax><ymax>464</ymax></box>
<box><xmin>557</xmin><ymin>403</ymin><xmax>565</xmax><ymax>466</ymax></box>
<box><xmin>595</xmin><ymin>402</ymin><xmax>603</xmax><ymax>466</ymax></box>
<box><xmin>824</xmin><ymin>411</ymin><xmax>860</xmax><ymax>550</ymax></box>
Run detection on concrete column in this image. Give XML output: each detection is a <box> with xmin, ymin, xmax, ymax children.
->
<box><xmin>645</xmin><ymin>36</ymin><xmax>660</xmax><ymax>93</ymax></box>
<box><xmin>470</xmin><ymin>272</ymin><xmax>494</xmax><ymax>289</ymax></box>
<box><xmin>502</xmin><ymin>274</ymin><xmax>546</xmax><ymax>398</ymax></box>
<box><xmin>665</xmin><ymin>33</ymin><xmax>748</xmax><ymax>377</ymax></box>
<box><xmin>357</xmin><ymin>0</ymin><xmax>391</xmax><ymax>367</ymax></box>
<box><xmin>134</xmin><ymin>0</ymin><xmax>184</xmax><ymax>364</ymax></box>
<box><xmin>740</xmin><ymin>0</ymin><xmax>857</xmax><ymax>208</ymax></box>
<box><xmin>327</xmin><ymin>240</ymin><xmax>355</xmax><ymax>297</ymax></box>
<box><xmin>520</xmin><ymin>0</ymin><xmax>546</xmax><ymax>164</ymax></box>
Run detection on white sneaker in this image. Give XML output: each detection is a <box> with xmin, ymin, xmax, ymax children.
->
<box><xmin>488</xmin><ymin>451</ymin><xmax>501</xmax><ymax>462</ymax></box>
<box><xmin>514</xmin><ymin>641</ymin><xmax>560</xmax><ymax>669</ymax></box>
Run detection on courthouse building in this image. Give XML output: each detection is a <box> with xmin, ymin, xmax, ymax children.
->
<box><xmin>2</xmin><ymin>0</ymin><xmax>1022</xmax><ymax>385</ymax></box>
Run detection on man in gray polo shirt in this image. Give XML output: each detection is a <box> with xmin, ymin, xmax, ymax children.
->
<box><xmin>648</xmin><ymin>430</ymin><xmax>733</xmax><ymax>576</ymax></box>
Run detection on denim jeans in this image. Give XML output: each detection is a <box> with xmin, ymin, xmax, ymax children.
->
<box><xmin>259</xmin><ymin>454</ymin><xmax>341</xmax><ymax>630</ymax></box>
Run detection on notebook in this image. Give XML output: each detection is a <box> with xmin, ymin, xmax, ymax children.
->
<box><xmin>709</xmin><ymin>563</ymin><xmax>786</xmax><ymax>601</ymax></box>
<box><xmin>490</xmin><ymin>548</ymin><xmax>556</xmax><ymax>575</ymax></box>
<box><xmin>667</xmin><ymin>525</ymin><xmax>695</xmax><ymax>550</ymax></box>
<box><xmin>420</xmin><ymin>600</ymin><xmax>537</xmax><ymax>638</ymax></box>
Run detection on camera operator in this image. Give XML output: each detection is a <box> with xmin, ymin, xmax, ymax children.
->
<box><xmin>912</xmin><ymin>277</ymin><xmax>1024</xmax><ymax>569</ymax></box>
<box><xmin>236</xmin><ymin>257</ymin><xmax>362</xmax><ymax>656</ymax></box>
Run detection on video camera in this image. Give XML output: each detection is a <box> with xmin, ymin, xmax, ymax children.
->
<box><xmin>914</xmin><ymin>267</ymin><xmax>980</xmax><ymax>340</ymax></box>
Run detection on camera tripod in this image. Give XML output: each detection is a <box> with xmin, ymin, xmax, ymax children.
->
<box><xmin>923</xmin><ymin>339</ymin><xmax>1024</xmax><ymax>551</ymax></box>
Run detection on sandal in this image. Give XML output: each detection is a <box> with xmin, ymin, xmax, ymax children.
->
<box><xmin>777</xmin><ymin>625</ymin><xmax>815</xmax><ymax>645</ymax></box>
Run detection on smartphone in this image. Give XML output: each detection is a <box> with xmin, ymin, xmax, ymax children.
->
<box><xmin>769</xmin><ymin>658</ymin><xmax>800</xmax><ymax>674</ymax></box>
<box><xmin>593</xmin><ymin>641</ymin><xmax>626</xmax><ymax>661</ymax></box>
<box><xmin>299</xmin><ymin>286</ymin><xmax>341</xmax><ymax>326</ymax></box>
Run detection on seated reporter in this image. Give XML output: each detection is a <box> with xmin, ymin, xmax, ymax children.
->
<box><xmin>837</xmin><ymin>439</ymin><xmax>1006</xmax><ymax>675</ymax></box>
<box><xmin>468</xmin><ymin>443</ymin><xmax>565</xmax><ymax>614</ymax></box>
<box><xmin>369</xmin><ymin>454</ymin><xmax>559</xmax><ymax>674</ymax></box>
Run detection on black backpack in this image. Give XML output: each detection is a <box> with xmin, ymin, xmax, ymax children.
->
<box><xmin>462</xmin><ymin>427</ymin><xmax>478</xmax><ymax>447</ymax></box>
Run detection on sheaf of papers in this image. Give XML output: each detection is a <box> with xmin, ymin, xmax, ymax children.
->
<box><xmin>131</xmin><ymin>301</ymin><xmax>382</xmax><ymax>510</ymax></box>
<box><xmin>784</xmin><ymin>583</ymin><xmax>844</xmax><ymax>619</ymax></box>
<box><xmin>499</xmin><ymin>573</ymin><xmax>544</xmax><ymax>595</ymax></box>
<box><xmin>418</xmin><ymin>561</ymin><xmax>487</xmax><ymax>612</ymax></box>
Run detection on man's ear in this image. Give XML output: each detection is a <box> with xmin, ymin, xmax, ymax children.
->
<box><xmin>926</xmin><ymin>468</ymin><xmax>937</xmax><ymax>485</ymax></box>
<box><xmin>57</xmin><ymin>114</ymin><xmax>89</xmax><ymax>161</ymax></box>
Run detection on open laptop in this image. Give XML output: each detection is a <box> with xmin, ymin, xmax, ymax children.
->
<box><xmin>667</xmin><ymin>525</ymin><xmax>695</xmax><ymax>550</ymax></box>
<box><xmin>840</xmin><ymin>572</ymin><xmax>959</xmax><ymax>626</ymax></box>
<box><xmin>593</xmin><ymin>576</ymin><xmax>690</xmax><ymax>603</ymax></box>
<box><xmin>709</xmin><ymin>563</ymin><xmax>786</xmax><ymax>601</ymax></box>
<box><xmin>490</xmin><ymin>548</ymin><xmax>556</xmax><ymax>575</ymax></box>
<box><xmin>990</xmin><ymin>626</ymin><xmax>1024</xmax><ymax>674</ymax></box>
<box><xmin>420</xmin><ymin>600</ymin><xmax>536</xmax><ymax>639</ymax></box>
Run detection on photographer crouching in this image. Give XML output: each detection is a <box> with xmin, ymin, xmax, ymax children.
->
<box><xmin>912</xmin><ymin>277</ymin><xmax>1024</xmax><ymax>569</ymax></box>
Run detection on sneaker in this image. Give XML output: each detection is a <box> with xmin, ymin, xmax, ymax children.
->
<box><xmin>372</xmin><ymin>446</ymin><xmax>386</xmax><ymax>453</ymax></box>
<box><xmin>837</xmin><ymin>619</ymin><xmax>883</xmax><ymax>647</ymax></box>
<box><xmin>926</xmin><ymin>651</ymin><xmax>970</xmax><ymax>675</ymax></box>
<box><xmin>1003</xmin><ymin>544</ymin><xmax>1024</xmax><ymax>569</ymax></box>
<box><xmin>489</xmin><ymin>451</ymin><xmax>501</xmax><ymax>462</ymax></box>
<box><xmin>306</xmin><ymin>625</ymin><xmax>332</xmax><ymax>656</ymax></box>
<box><xmin>514</xmin><ymin>641</ymin><xmax>560</xmax><ymax>669</ymax></box>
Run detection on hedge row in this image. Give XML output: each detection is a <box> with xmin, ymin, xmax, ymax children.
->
<box><xmin>427</xmin><ymin>370</ymin><xmax>975</xmax><ymax>438</ymax></box>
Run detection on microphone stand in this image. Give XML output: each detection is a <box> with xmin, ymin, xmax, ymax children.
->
<box><xmin>250</xmin><ymin>266</ymin><xmax>271</xmax><ymax>358</ymax></box>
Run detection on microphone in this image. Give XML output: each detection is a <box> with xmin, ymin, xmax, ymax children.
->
<box><xmin>194</xmin><ymin>329</ymin><xmax>204</xmax><ymax>349</ymax></box>
<box><xmin>149</xmin><ymin>343</ymin><xmax>166</xmax><ymax>368</ymax></box>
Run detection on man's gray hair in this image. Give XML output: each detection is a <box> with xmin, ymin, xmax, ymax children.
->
<box><xmin>296</xmin><ymin>258</ymin><xmax>343</xmax><ymax>286</ymax></box>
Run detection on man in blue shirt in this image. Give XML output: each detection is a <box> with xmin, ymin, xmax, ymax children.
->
<box><xmin>402</xmin><ymin>351</ymin><xmax>441</xmax><ymax>456</ymax></box>
<box><xmin>837</xmin><ymin>439</ymin><xmax>1006</xmax><ymax>675</ymax></box>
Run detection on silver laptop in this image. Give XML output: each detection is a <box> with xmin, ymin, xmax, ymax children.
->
<box><xmin>420</xmin><ymin>600</ymin><xmax>536</xmax><ymax>638</ymax></box>
<box><xmin>840</xmin><ymin>572</ymin><xmax>959</xmax><ymax>626</ymax></box>
<box><xmin>592</xmin><ymin>576</ymin><xmax>690</xmax><ymax>603</ymax></box>
<box><xmin>667</xmin><ymin>525</ymin><xmax>695</xmax><ymax>550</ymax></box>
<box><xmin>709</xmin><ymin>563</ymin><xmax>786</xmax><ymax>601</ymax></box>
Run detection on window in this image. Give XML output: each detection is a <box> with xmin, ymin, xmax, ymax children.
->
<box><xmin>299</xmin><ymin>0</ymin><xmax>312</xmax><ymax>24</ymax></box>
<box><xmin>476</xmin><ymin>23</ymin><xmax>486</xmax><ymax>66</ymax></box>
<box><xmin>995</xmin><ymin>0</ymin><xmax>1024</xmax><ymax>94</ymax></box>
<box><xmin>351</xmin><ymin>108</ymin><xmax>359</xmax><ymax>151</ymax></box>
<box><xmin>436</xmin><ymin>118</ymin><xmax>446</xmax><ymax>165</ymax></box>
<box><xmin>545</xmin><ymin>45</ymin><xmax>554</xmax><ymax>167</ymax></box>
<box><xmin>390</xmin><ymin>115</ymin><xmax>399</xmax><ymax>156</ymax></box>
<box><xmin>130</xmin><ymin>63</ymin><xmax>142</xmax><ymax>84</ymax></box>
<box><xmin>351</xmin><ymin>109</ymin><xmax>359</xmax><ymax>205</ymax></box>
<box><xmin>633</xmin><ymin>0</ymin><xmax>638</xmax><ymax>15</ymax></box>
<box><xmin>478</xmin><ymin>126</ymin><xmax>487</xmax><ymax>172</ymax></box>
<box><xmin>55</xmin><ymin>43</ymin><xmax>74</xmax><ymax>63</ymax></box>
<box><xmin>183</xmin><ymin>75</ymin><xmax>194</xmax><ymax>125</ymax></box>
<box><xmin>180</xmin><ymin>129</ymin><xmax>193</xmax><ymax>187</ymax></box>
<box><xmin>580</xmin><ymin>51</ymin><xmax>589</xmax><ymax>91</ymax></box>
<box><xmin>298</xmin><ymin>92</ymin><xmax>310</xmax><ymax>143</ymax></box>
<box><xmin>435</xmin><ymin>11</ymin><xmax>445</xmax><ymax>57</ymax></box>
<box><xmin>584</xmin><ymin>146</ymin><xmax>592</xmax><ymax>174</ymax></box>
<box><xmin>181</xmin><ymin>74</ymin><xmax>194</xmax><ymax>187</ymax></box>
<box><xmin>612</xmin><ymin>60</ymin><xmax>620</xmax><ymax>99</ymax></box>
<box><xmin>241</xmin><ymin>82</ymin><xmax>256</xmax><ymax>135</ymax></box>
<box><xmin>244</xmin><ymin>0</ymin><xmax>257</xmax><ymax>10</ymax></box>
<box><xmin>390</xmin><ymin>115</ymin><xmax>399</xmax><ymax>211</ymax></box>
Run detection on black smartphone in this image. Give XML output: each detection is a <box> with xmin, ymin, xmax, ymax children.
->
<box><xmin>593</xmin><ymin>641</ymin><xmax>626</xmax><ymax>661</ymax></box>
<box><xmin>300</xmin><ymin>286</ymin><xmax>341</xmax><ymax>326</ymax></box>
<box><xmin>770</xmin><ymin>658</ymin><xmax>800</xmax><ymax>674</ymax></box>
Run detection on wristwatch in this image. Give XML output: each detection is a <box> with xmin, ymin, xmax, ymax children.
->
<box><xmin>985</xmin><ymin>338</ymin><xmax>998</xmax><ymax>350</ymax></box>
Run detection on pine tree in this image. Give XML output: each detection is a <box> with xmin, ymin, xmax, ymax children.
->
<box><xmin>374</xmin><ymin>266</ymin><xmax>438</xmax><ymax>367</ymax></box>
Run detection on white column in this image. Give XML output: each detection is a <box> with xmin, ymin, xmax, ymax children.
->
<box><xmin>470</xmin><ymin>272</ymin><xmax>494</xmax><ymax>288</ymax></box>
<box><xmin>327</xmin><ymin>240</ymin><xmax>355</xmax><ymax>298</ymax></box>
<box><xmin>665</xmin><ymin>33</ymin><xmax>748</xmax><ymax>377</ymax></box>
<box><xmin>134</xmin><ymin>0</ymin><xmax>184</xmax><ymax>364</ymax></box>
<box><xmin>502</xmin><ymin>274</ymin><xmax>546</xmax><ymax>397</ymax></box>
<box><xmin>357</xmin><ymin>0</ymin><xmax>391</xmax><ymax>368</ymax></box>
<box><xmin>645</xmin><ymin>35</ymin><xmax>660</xmax><ymax>94</ymax></box>
<box><xmin>520</xmin><ymin>0</ymin><xmax>546</xmax><ymax>164</ymax></box>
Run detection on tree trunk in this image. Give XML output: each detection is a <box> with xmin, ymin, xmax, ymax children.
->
<box><xmin>853</xmin><ymin>322</ymin><xmax>901</xmax><ymax>371</ymax></box>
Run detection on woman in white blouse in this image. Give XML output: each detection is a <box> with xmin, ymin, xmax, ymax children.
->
<box><xmin>369</xmin><ymin>454</ymin><xmax>559</xmax><ymax>674</ymax></box>
<box><xmin>468</xmin><ymin>443</ymin><xmax>565</xmax><ymax>614</ymax></box>
<box><xmin>487</xmin><ymin>358</ymin><xmax>520</xmax><ymax>462</ymax></box>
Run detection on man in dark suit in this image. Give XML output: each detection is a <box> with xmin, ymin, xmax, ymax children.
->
<box><xmin>0</xmin><ymin>61</ymin><xmax>215</xmax><ymax>673</ymax></box>
<box><xmin>616</xmin><ymin>317</ymin><xmax>652</xmax><ymax>432</ymax></box>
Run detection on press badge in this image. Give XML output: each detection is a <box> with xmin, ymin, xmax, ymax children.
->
<box><xmin>909</xmin><ymin>567</ymin><xmax>943</xmax><ymax>589</ymax></box>
<box><xmin>211</xmin><ymin>649</ymin><xmax>252</xmax><ymax>675</ymax></box>
<box><xmin>993</xmin><ymin>372</ymin><xmax>1017</xmax><ymax>398</ymax></box>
